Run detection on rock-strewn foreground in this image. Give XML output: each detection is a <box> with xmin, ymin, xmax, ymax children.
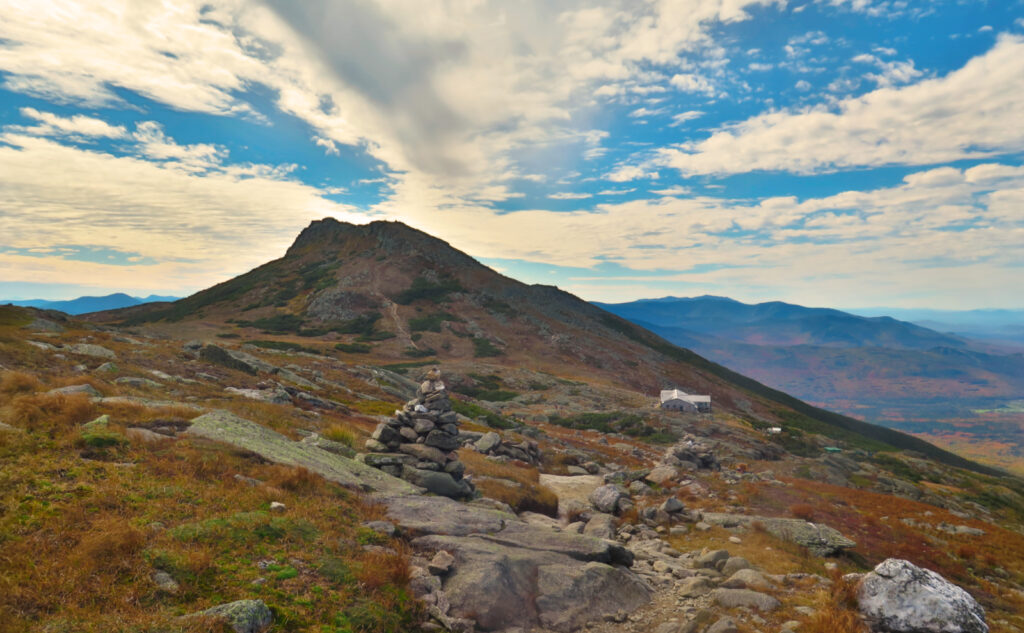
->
<box><xmin>185</xmin><ymin>409</ymin><xmax>653</xmax><ymax>632</ymax></box>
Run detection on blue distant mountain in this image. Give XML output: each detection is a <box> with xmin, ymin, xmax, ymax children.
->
<box><xmin>3</xmin><ymin>293</ymin><xmax>179</xmax><ymax>315</ymax></box>
<box><xmin>594</xmin><ymin>295</ymin><xmax>1024</xmax><ymax>447</ymax></box>
<box><xmin>593</xmin><ymin>295</ymin><xmax>970</xmax><ymax>350</ymax></box>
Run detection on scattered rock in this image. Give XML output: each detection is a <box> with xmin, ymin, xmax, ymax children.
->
<box><xmin>126</xmin><ymin>427</ymin><xmax>171</xmax><ymax>443</ymax></box>
<box><xmin>590</xmin><ymin>484</ymin><xmax>630</xmax><ymax>514</ymax></box>
<box><xmin>583</xmin><ymin>513</ymin><xmax>617</xmax><ymax>540</ymax></box>
<box><xmin>721</xmin><ymin>556</ymin><xmax>751</xmax><ymax>576</ymax></box>
<box><xmin>857</xmin><ymin>558</ymin><xmax>988</xmax><ymax>633</ymax></box>
<box><xmin>46</xmin><ymin>383</ymin><xmax>101</xmax><ymax>398</ymax></box>
<box><xmin>269</xmin><ymin>502</ymin><xmax>286</xmax><ymax>512</ymax></box>
<box><xmin>187</xmin><ymin>599</ymin><xmax>273</xmax><ymax>633</ymax></box>
<box><xmin>151</xmin><ymin>570</ymin><xmax>180</xmax><ymax>594</ymax></box>
<box><xmin>701</xmin><ymin>513</ymin><xmax>856</xmax><ymax>556</ymax></box>
<box><xmin>115</xmin><ymin>376</ymin><xmax>163</xmax><ymax>389</ymax></box>
<box><xmin>67</xmin><ymin>343</ymin><xmax>116</xmax><ymax>359</ymax></box>
<box><xmin>660</xmin><ymin>496</ymin><xmax>684</xmax><ymax>514</ymax></box>
<box><xmin>475</xmin><ymin>431</ymin><xmax>502</xmax><ymax>453</ymax></box>
<box><xmin>428</xmin><ymin>550</ymin><xmax>455</xmax><ymax>575</ymax></box>
<box><xmin>696</xmin><ymin>549</ymin><xmax>730</xmax><ymax>569</ymax></box>
<box><xmin>94</xmin><ymin>362</ymin><xmax>118</xmax><ymax>374</ymax></box>
<box><xmin>721</xmin><ymin>568</ymin><xmax>774</xmax><ymax>591</ymax></box>
<box><xmin>706</xmin><ymin>617</ymin><xmax>739</xmax><ymax>633</ymax></box>
<box><xmin>711</xmin><ymin>588</ymin><xmax>781</xmax><ymax>612</ymax></box>
<box><xmin>679</xmin><ymin>576</ymin><xmax>715</xmax><ymax>597</ymax></box>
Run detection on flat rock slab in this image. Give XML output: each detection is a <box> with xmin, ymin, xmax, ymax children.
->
<box><xmin>539</xmin><ymin>473</ymin><xmax>604</xmax><ymax>518</ymax></box>
<box><xmin>380</xmin><ymin>495</ymin><xmax>514</xmax><ymax>537</ymax></box>
<box><xmin>701</xmin><ymin>513</ymin><xmax>855</xmax><ymax>556</ymax></box>
<box><xmin>383</xmin><ymin>494</ymin><xmax>650</xmax><ymax>632</ymax></box>
<box><xmin>187</xmin><ymin>410</ymin><xmax>418</xmax><ymax>496</ymax></box>
<box><xmin>413</xmin><ymin>533</ymin><xmax>651</xmax><ymax>632</ymax></box>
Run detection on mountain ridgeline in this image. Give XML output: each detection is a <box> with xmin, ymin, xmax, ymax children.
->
<box><xmin>99</xmin><ymin>218</ymin><xmax>1003</xmax><ymax>475</ymax></box>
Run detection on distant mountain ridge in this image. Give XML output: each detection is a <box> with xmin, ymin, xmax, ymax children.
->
<box><xmin>594</xmin><ymin>295</ymin><xmax>971</xmax><ymax>350</ymax></box>
<box><xmin>3</xmin><ymin>293</ymin><xmax>179</xmax><ymax>315</ymax></box>
<box><xmin>87</xmin><ymin>218</ymin><xmax>1002</xmax><ymax>476</ymax></box>
<box><xmin>597</xmin><ymin>295</ymin><xmax>1024</xmax><ymax>473</ymax></box>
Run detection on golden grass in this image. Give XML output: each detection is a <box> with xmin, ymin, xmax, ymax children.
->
<box><xmin>0</xmin><ymin>370</ymin><xmax>42</xmax><ymax>394</ymax></box>
<box><xmin>0</xmin><ymin>380</ymin><xmax>420</xmax><ymax>633</ymax></box>
<box><xmin>459</xmin><ymin>449</ymin><xmax>559</xmax><ymax>516</ymax></box>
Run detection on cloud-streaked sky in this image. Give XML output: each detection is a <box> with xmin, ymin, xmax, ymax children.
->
<box><xmin>1</xmin><ymin>0</ymin><xmax>1022</xmax><ymax>309</ymax></box>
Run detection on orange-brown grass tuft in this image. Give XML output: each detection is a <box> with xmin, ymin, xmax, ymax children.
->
<box><xmin>460</xmin><ymin>449</ymin><xmax>559</xmax><ymax>516</ymax></box>
<box><xmin>804</xmin><ymin>569</ymin><xmax>868</xmax><ymax>633</ymax></box>
<box><xmin>789</xmin><ymin>503</ymin><xmax>815</xmax><ymax>522</ymax></box>
<box><xmin>72</xmin><ymin>517</ymin><xmax>147</xmax><ymax>575</ymax></box>
<box><xmin>0</xmin><ymin>370</ymin><xmax>42</xmax><ymax>394</ymax></box>
<box><xmin>267</xmin><ymin>465</ymin><xmax>327</xmax><ymax>495</ymax></box>
<box><xmin>2</xmin><ymin>392</ymin><xmax>95</xmax><ymax>434</ymax></box>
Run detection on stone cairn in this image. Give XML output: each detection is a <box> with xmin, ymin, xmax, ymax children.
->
<box><xmin>361</xmin><ymin>367</ymin><xmax>474</xmax><ymax>499</ymax></box>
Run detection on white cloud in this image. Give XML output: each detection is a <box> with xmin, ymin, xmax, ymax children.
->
<box><xmin>795</xmin><ymin>79</ymin><xmax>811</xmax><ymax>91</ymax></box>
<box><xmin>670</xmin><ymin>110</ymin><xmax>705</xmax><ymax>126</ymax></box>
<box><xmin>853</xmin><ymin>54</ymin><xmax>922</xmax><ymax>87</ymax></box>
<box><xmin>606</xmin><ymin>165</ymin><xmax>659</xmax><ymax>182</ymax></box>
<box><xmin>548</xmin><ymin>192</ymin><xmax>593</xmax><ymax>200</ymax></box>
<box><xmin>658</xmin><ymin>35</ymin><xmax>1024</xmax><ymax>176</ymax></box>
<box><xmin>313</xmin><ymin>136</ymin><xmax>340</xmax><ymax>156</ymax></box>
<box><xmin>0</xmin><ymin>121</ymin><xmax>364</xmax><ymax>293</ymax></box>
<box><xmin>16</xmin><ymin>107</ymin><xmax>127</xmax><ymax>139</ymax></box>
<box><xmin>596</xmin><ymin>188</ymin><xmax>636</xmax><ymax>195</ymax></box>
<box><xmin>669</xmin><ymin>73</ymin><xmax>716</xmax><ymax>95</ymax></box>
<box><xmin>650</xmin><ymin>185</ymin><xmax>692</xmax><ymax>196</ymax></box>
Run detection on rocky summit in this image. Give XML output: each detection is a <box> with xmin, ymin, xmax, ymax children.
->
<box><xmin>1</xmin><ymin>220</ymin><xmax>1022</xmax><ymax>633</ymax></box>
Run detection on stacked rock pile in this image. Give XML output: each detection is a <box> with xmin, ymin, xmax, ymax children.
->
<box><xmin>360</xmin><ymin>368</ymin><xmax>474</xmax><ymax>499</ymax></box>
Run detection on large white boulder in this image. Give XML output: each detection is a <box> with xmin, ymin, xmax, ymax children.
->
<box><xmin>857</xmin><ymin>559</ymin><xmax>987</xmax><ymax>633</ymax></box>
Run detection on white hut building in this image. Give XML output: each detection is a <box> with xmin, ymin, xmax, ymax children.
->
<box><xmin>660</xmin><ymin>389</ymin><xmax>712</xmax><ymax>413</ymax></box>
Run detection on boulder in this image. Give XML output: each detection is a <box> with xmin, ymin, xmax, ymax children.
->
<box><xmin>590</xmin><ymin>484</ymin><xmax>629</xmax><ymax>514</ymax></box>
<box><xmin>660</xmin><ymin>497</ymin><xmax>684</xmax><ymax>514</ymax></box>
<box><xmin>402</xmin><ymin>467</ymin><xmax>472</xmax><ymax>499</ymax></box>
<box><xmin>188</xmin><ymin>599</ymin><xmax>273</xmax><ymax>633</ymax></box>
<box><xmin>475</xmin><ymin>431</ymin><xmax>502</xmax><ymax>453</ymax></box>
<box><xmin>646</xmin><ymin>465</ymin><xmax>678</xmax><ymax>486</ymax></box>
<box><xmin>428</xmin><ymin>550</ymin><xmax>455</xmax><ymax>575</ymax></box>
<box><xmin>199</xmin><ymin>345</ymin><xmax>274</xmax><ymax>375</ymax></box>
<box><xmin>115</xmin><ymin>376</ymin><xmax>163</xmax><ymax>389</ymax></box>
<box><xmin>696</xmin><ymin>549</ymin><xmax>730</xmax><ymax>569</ymax></box>
<box><xmin>67</xmin><ymin>343</ymin><xmax>116</xmax><ymax>359</ymax></box>
<box><xmin>47</xmin><ymin>383</ymin><xmax>101</xmax><ymax>398</ymax></box>
<box><xmin>711</xmin><ymin>588</ymin><xmax>780</xmax><ymax>612</ymax></box>
<box><xmin>720</xmin><ymin>556</ymin><xmax>752</xmax><ymax>576</ymax></box>
<box><xmin>412</xmin><ymin>533</ymin><xmax>650</xmax><ymax>632</ymax></box>
<box><xmin>399</xmin><ymin>443</ymin><xmax>448</xmax><ymax>464</ymax></box>
<box><xmin>721</xmin><ymin>568</ymin><xmax>774</xmax><ymax>591</ymax></box>
<box><xmin>582</xmin><ymin>513</ymin><xmax>616</xmax><ymax>540</ymax></box>
<box><xmin>679</xmin><ymin>576</ymin><xmax>715</xmax><ymax>597</ymax></box>
<box><xmin>424</xmin><ymin>429</ymin><xmax>460</xmax><ymax>452</ymax></box>
<box><xmin>857</xmin><ymin>558</ymin><xmax>987</xmax><ymax>633</ymax></box>
<box><xmin>706</xmin><ymin>618</ymin><xmax>739</xmax><ymax>633</ymax></box>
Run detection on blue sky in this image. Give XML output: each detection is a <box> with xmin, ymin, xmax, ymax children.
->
<box><xmin>1</xmin><ymin>0</ymin><xmax>1022</xmax><ymax>309</ymax></box>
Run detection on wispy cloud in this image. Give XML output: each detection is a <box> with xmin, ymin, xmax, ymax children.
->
<box><xmin>658</xmin><ymin>35</ymin><xmax>1024</xmax><ymax>176</ymax></box>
